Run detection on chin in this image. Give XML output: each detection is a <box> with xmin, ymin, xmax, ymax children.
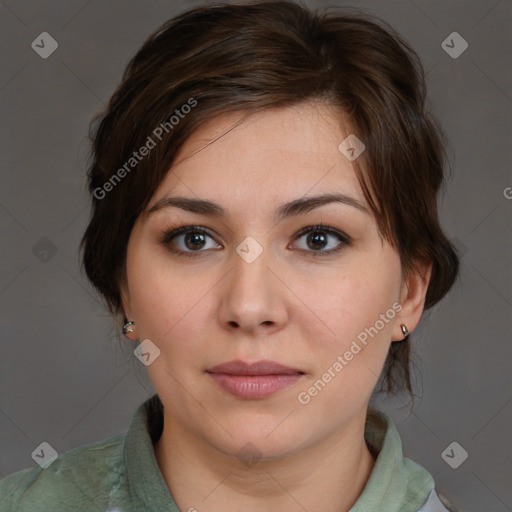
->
<box><xmin>206</xmin><ymin>417</ymin><xmax>309</xmax><ymax>461</ymax></box>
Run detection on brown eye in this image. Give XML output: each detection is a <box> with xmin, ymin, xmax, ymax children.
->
<box><xmin>183</xmin><ymin>232</ymin><xmax>207</xmax><ymax>250</ymax></box>
<box><xmin>161</xmin><ymin>225</ymin><xmax>221</xmax><ymax>257</ymax></box>
<box><xmin>293</xmin><ymin>224</ymin><xmax>350</xmax><ymax>257</ymax></box>
<box><xmin>306</xmin><ymin>231</ymin><xmax>328</xmax><ymax>250</ymax></box>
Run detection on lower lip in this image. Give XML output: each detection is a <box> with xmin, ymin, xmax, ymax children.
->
<box><xmin>208</xmin><ymin>373</ymin><xmax>303</xmax><ymax>399</ymax></box>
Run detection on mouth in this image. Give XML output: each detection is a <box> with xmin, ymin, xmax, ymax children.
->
<box><xmin>206</xmin><ymin>359</ymin><xmax>305</xmax><ymax>399</ymax></box>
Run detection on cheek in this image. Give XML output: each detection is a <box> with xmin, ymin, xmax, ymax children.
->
<box><xmin>300</xmin><ymin>260</ymin><xmax>398</xmax><ymax>378</ymax></box>
<box><xmin>126</xmin><ymin>247</ymin><xmax>215</xmax><ymax>357</ymax></box>
<box><xmin>292</xmin><ymin>277</ymin><xmax>396</xmax><ymax>435</ymax></box>
<box><xmin>127</xmin><ymin>248</ymin><xmax>197</xmax><ymax>335</ymax></box>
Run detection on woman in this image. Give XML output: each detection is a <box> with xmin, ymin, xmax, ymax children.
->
<box><xmin>0</xmin><ymin>1</ymin><xmax>460</xmax><ymax>510</ymax></box>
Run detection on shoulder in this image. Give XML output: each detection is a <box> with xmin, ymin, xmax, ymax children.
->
<box><xmin>0</xmin><ymin>432</ymin><xmax>126</xmax><ymax>512</ymax></box>
<box><xmin>364</xmin><ymin>407</ymin><xmax>458</xmax><ymax>512</ymax></box>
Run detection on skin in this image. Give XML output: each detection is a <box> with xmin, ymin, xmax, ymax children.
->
<box><xmin>120</xmin><ymin>101</ymin><xmax>432</xmax><ymax>512</ymax></box>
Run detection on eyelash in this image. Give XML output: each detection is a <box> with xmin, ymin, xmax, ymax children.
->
<box><xmin>159</xmin><ymin>223</ymin><xmax>351</xmax><ymax>258</ymax></box>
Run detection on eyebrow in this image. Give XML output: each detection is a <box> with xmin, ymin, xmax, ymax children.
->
<box><xmin>147</xmin><ymin>193</ymin><xmax>370</xmax><ymax>221</ymax></box>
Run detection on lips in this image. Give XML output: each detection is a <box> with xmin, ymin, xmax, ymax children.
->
<box><xmin>206</xmin><ymin>359</ymin><xmax>305</xmax><ymax>399</ymax></box>
<box><xmin>207</xmin><ymin>359</ymin><xmax>305</xmax><ymax>376</ymax></box>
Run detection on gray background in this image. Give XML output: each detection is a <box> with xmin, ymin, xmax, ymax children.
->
<box><xmin>0</xmin><ymin>0</ymin><xmax>511</xmax><ymax>511</ymax></box>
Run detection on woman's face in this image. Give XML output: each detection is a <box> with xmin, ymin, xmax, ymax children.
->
<box><xmin>121</xmin><ymin>101</ymin><xmax>429</xmax><ymax>459</ymax></box>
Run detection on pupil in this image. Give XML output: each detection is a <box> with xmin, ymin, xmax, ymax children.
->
<box><xmin>186</xmin><ymin>232</ymin><xmax>205</xmax><ymax>250</ymax></box>
<box><xmin>309</xmin><ymin>232</ymin><xmax>326</xmax><ymax>250</ymax></box>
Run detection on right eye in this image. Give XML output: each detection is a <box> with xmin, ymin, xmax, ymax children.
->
<box><xmin>160</xmin><ymin>225</ymin><xmax>222</xmax><ymax>257</ymax></box>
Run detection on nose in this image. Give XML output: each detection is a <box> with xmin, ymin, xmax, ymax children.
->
<box><xmin>217</xmin><ymin>242</ymin><xmax>289</xmax><ymax>335</ymax></box>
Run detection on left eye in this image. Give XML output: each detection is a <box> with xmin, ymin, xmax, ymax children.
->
<box><xmin>161</xmin><ymin>223</ymin><xmax>350</xmax><ymax>257</ymax></box>
<box><xmin>292</xmin><ymin>225</ymin><xmax>350</xmax><ymax>256</ymax></box>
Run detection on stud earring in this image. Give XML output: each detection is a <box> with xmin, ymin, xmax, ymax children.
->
<box><xmin>122</xmin><ymin>321</ymin><xmax>135</xmax><ymax>336</ymax></box>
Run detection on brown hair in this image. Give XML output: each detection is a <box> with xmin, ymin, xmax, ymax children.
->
<box><xmin>80</xmin><ymin>0</ymin><xmax>460</xmax><ymax>396</ymax></box>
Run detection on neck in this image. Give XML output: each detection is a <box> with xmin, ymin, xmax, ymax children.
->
<box><xmin>154</xmin><ymin>409</ymin><xmax>376</xmax><ymax>512</ymax></box>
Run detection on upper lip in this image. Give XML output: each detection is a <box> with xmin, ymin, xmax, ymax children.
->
<box><xmin>207</xmin><ymin>359</ymin><xmax>305</xmax><ymax>376</ymax></box>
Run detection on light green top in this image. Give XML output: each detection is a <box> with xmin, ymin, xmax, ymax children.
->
<box><xmin>0</xmin><ymin>395</ymin><xmax>446</xmax><ymax>511</ymax></box>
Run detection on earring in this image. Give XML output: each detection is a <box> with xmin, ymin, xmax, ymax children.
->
<box><xmin>122</xmin><ymin>321</ymin><xmax>135</xmax><ymax>336</ymax></box>
<box><xmin>400</xmin><ymin>324</ymin><xmax>409</xmax><ymax>339</ymax></box>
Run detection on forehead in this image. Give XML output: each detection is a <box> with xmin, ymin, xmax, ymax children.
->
<box><xmin>150</xmin><ymin>102</ymin><xmax>366</xmax><ymax>213</ymax></box>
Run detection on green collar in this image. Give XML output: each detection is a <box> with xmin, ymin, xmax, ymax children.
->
<box><xmin>123</xmin><ymin>396</ymin><xmax>434</xmax><ymax>511</ymax></box>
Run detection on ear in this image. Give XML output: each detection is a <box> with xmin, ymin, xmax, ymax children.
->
<box><xmin>119</xmin><ymin>277</ymin><xmax>137</xmax><ymax>340</ymax></box>
<box><xmin>119</xmin><ymin>274</ymin><xmax>132</xmax><ymax>319</ymax></box>
<box><xmin>392</xmin><ymin>260</ymin><xmax>433</xmax><ymax>341</ymax></box>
